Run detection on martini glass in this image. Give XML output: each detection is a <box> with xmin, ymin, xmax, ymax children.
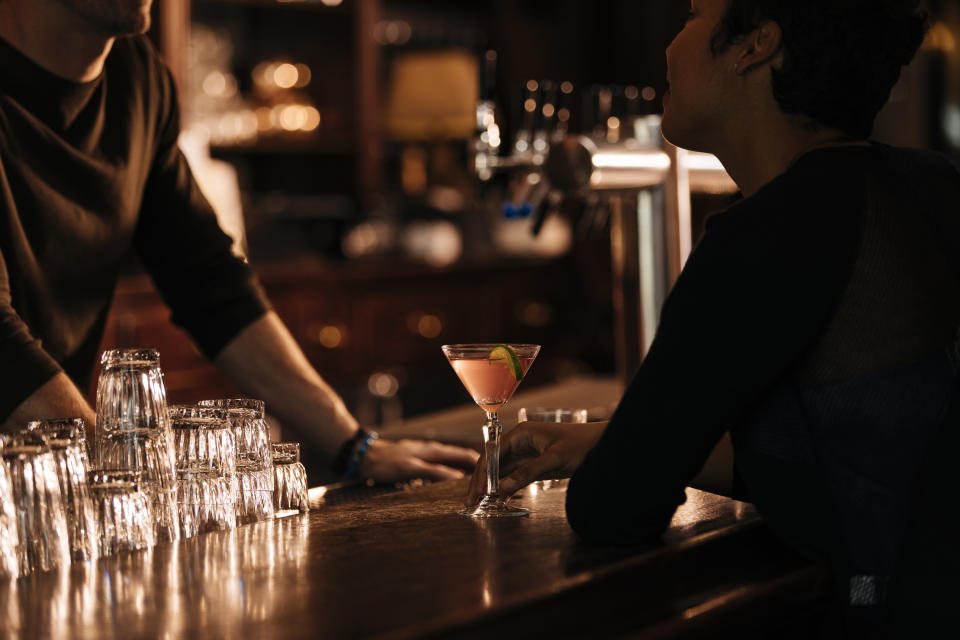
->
<box><xmin>442</xmin><ymin>344</ymin><xmax>540</xmax><ymax>518</ymax></box>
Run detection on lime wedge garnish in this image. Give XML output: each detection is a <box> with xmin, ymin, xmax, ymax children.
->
<box><xmin>489</xmin><ymin>344</ymin><xmax>524</xmax><ymax>381</ymax></box>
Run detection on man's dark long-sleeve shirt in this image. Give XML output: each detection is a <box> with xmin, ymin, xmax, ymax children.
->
<box><xmin>567</xmin><ymin>144</ymin><xmax>960</xmax><ymax>579</ymax></box>
<box><xmin>0</xmin><ymin>35</ymin><xmax>269</xmax><ymax>419</ymax></box>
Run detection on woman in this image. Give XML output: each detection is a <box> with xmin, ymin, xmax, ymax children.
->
<box><xmin>467</xmin><ymin>0</ymin><xmax>956</xmax><ymax>634</ymax></box>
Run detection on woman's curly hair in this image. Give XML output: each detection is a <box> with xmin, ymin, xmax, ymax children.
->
<box><xmin>711</xmin><ymin>0</ymin><xmax>928</xmax><ymax>139</ymax></box>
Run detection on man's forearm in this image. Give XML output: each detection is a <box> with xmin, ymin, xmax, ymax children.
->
<box><xmin>214</xmin><ymin>311</ymin><xmax>358</xmax><ymax>458</ymax></box>
<box><xmin>1</xmin><ymin>372</ymin><xmax>97</xmax><ymax>434</ymax></box>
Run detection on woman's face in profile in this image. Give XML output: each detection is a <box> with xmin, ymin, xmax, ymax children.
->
<box><xmin>662</xmin><ymin>0</ymin><xmax>735</xmax><ymax>152</ymax></box>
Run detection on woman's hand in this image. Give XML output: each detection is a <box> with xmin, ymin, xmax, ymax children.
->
<box><xmin>360</xmin><ymin>438</ymin><xmax>480</xmax><ymax>484</ymax></box>
<box><xmin>465</xmin><ymin>421</ymin><xmax>607</xmax><ymax>507</ymax></box>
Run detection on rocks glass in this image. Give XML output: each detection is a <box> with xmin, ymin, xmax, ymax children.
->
<box><xmin>515</xmin><ymin>407</ymin><xmax>588</xmax><ymax>491</ymax></box>
<box><xmin>0</xmin><ymin>439</ymin><xmax>20</xmax><ymax>579</ymax></box>
<box><xmin>25</xmin><ymin>419</ymin><xmax>99</xmax><ymax>563</ymax></box>
<box><xmin>26</xmin><ymin>417</ymin><xmax>91</xmax><ymax>466</ymax></box>
<box><xmin>271</xmin><ymin>443</ymin><xmax>309</xmax><ymax>516</ymax></box>
<box><xmin>199</xmin><ymin>399</ymin><xmax>274</xmax><ymax>524</ymax></box>
<box><xmin>1</xmin><ymin>433</ymin><xmax>71</xmax><ymax>576</ymax></box>
<box><xmin>87</xmin><ymin>471</ymin><xmax>156</xmax><ymax>556</ymax></box>
<box><xmin>96</xmin><ymin>348</ymin><xmax>180</xmax><ymax>543</ymax></box>
<box><xmin>516</xmin><ymin>407</ymin><xmax>588</xmax><ymax>424</ymax></box>
<box><xmin>169</xmin><ymin>405</ymin><xmax>238</xmax><ymax>537</ymax></box>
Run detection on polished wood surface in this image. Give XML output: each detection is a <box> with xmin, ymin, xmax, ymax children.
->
<box><xmin>0</xmin><ymin>479</ymin><xmax>829</xmax><ymax>639</ymax></box>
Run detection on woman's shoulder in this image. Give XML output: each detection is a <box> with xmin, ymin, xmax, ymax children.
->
<box><xmin>706</xmin><ymin>149</ymin><xmax>868</xmax><ymax>235</ymax></box>
<box><xmin>709</xmin><ymin>143</ymin><xmax>957</xmax><ymax>233</ymax></box>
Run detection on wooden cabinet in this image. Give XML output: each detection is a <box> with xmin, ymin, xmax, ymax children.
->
<box><xmin>92</xmin><ymin>255</ymin><xmax>613</xmax><ymax>423</ymax></box>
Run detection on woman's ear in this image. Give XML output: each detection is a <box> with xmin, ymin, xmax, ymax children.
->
<box><xmin>734</xmin><ymin>20</ymin><xmax>783</xmax><ymax>75</ymax></box>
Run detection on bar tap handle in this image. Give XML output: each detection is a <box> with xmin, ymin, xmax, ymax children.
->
<box><xmin>624</xmin><ymin>85</ymin><xmax>640</xmax><ymax>120</ymax></box>
<box><xmin>515</xmin><ymin>79</ymin><xmax>539</xmax><ymax>154</ymax></box>
<box><xmin>481</xmin><ymin>49</ymin><xmax>498</xmax><ymax>102</ymax></box>
<box><xmin>554</xmin><ymin>81</ymin><xmax>574</xmax><ymax>141</ymax></box>
<box><xmin>530</xmin><ymin>186</ymin><xmax>561</xmax><ymax>237</ymax></box>
<box><xmin>539</xmin><ymin>80</ymin><xmax>559</xmax><ymax>138</ymax></box>
<box><xmin>531</xmin><ymin>80</ymin><xmax>556</xmax><ymax>160</ymax></box>
<box><xmin>593</xmin><ymin>86</ymin><xmax>614</xmax><ymax>140</ymax></box>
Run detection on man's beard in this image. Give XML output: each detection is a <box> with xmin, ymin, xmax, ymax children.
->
<box><xmin>56</xmin><ymin>0</ymin><xmax>153</xmax><ymax>37</ymax></box>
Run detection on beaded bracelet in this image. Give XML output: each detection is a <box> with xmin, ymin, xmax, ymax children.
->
<box><xmin>331</xmin><ymin>429</ymin><xmax>379</xmax><ymax>481</ymax></box>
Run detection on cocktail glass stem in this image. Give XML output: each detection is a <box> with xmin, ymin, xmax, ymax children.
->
<box><xmin>482</xmin><ymin>413</ymin><xmax>501</xmax><ymax>499</ymax></box>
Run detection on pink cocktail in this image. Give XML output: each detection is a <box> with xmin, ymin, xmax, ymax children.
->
<box><xmin>442</xmin><ymin>344</ymin><xmax>540</xmax><ymax>518</ymax></box>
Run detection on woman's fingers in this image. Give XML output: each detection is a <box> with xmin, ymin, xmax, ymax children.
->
<box><xmin>464</xmin><ymin>422</ymin><xmax>559</xmax><ymax>506</ymax></box>
<box><xmin>463</xmin><ymin>421</ymin><xmax>608</xmax><ymax>507</ymax></box>
<box><xmin>466</xmin><ymin>425</ymin><xmax>522</xmax><ymax>505</ymax></box>
<box><xmin>465</xmin><ymin>447</ymin><xmax>490</xmax><ymax>505</ymax></box>
<box><xmin>499</xmin><ymin>448</ymin><xmax>565</xmax><ymax>496</ymax></box>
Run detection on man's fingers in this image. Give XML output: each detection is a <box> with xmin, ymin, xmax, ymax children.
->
<box><xmin>403</xmin><ymin>457</ymin><xmax>465</xmax><ymax>482</ymax></box>
<box><xmin>403</xmin><ymin>440</ymin><xmax>480</xmax><ymax>469</ymax></box>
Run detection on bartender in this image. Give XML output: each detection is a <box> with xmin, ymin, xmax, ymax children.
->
<box><xmin>0</xmin><ymin>0</ymin><xmax>478</xmax><ymax>482</ymax></box>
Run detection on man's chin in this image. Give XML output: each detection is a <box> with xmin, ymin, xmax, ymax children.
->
<box><xmin>112</xmin><ymin>12</ymin><xmax>151</xmax><ymax>37</ymax></box>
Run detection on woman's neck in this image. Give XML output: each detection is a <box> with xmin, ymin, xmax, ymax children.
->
<box><xmin>713</xmin><ymin>117</ymin><xmax>866</xmax><ymax>198</ymax></box>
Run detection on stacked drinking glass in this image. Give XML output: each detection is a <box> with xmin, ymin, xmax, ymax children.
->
<box><xmin>87</xmin><ymin>470</ymin><xmax>156</xmax><ymax>556</ymax></box>
<box><xmin>0</xmin><ymin>431</ymin><xmax>71</xmax><ymax>576</ymax></box>
<box><xmin>272</xmin><ymin>443</ymin><xmax>309</xmax><ymax>516</ymax></box>
<box><xmin>0</xmin><ymin>347</ymin><xmax>315</xmax><ymax>579</ymax></box>
<box><xmin>25</xmin><ymin>419</ymin><xmax>99</xmax><ymax>563</ymax></box>
<box><xmin>199</xmin><ymin>399</ymin><xmax>275</xmax><ymax>524</ymax></box>
<box><xmin>95</xmin><ymin>348</ymin><xmax>181</xmax><ymax>543</ymax></box>
<box><xmin>168</xmin><ymin>405</ymin><xmax>238</xmax><ymax>537</ymax></box>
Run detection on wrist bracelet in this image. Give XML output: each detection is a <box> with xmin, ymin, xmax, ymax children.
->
<box><xmin>331</xmin><ymin>429</ymin><xmax>379</xmax><ymax>481</ymax></box>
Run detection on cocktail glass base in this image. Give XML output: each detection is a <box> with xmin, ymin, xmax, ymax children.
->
<box><xmin>458</xmin><ymin>496</ymin><xmax>529</xmax><ymax>518</ymax></box>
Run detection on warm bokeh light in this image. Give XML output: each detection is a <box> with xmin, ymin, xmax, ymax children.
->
<box><xmin>368</xmin><ymin>373</ymin><xmax>400</xmax><ymax>398</ymax></box>
<box><xmin>524</xmin><ymin>99</ymin><xmax>537</xmax><ymax>113</ymax></box>
<box><xmin>374</xmin><ymin>20</ymin><xmax>412</xmax><ymax>45</ymax></box>
<box><xmin>203</xmin><ymin>71</ymin><xmax>227</xmax><ymax>97</ymax></box>
<box><xmin>526</xmin><ymin>79</ymin><xmax>539</xmax><ymax>92</ymax></box>
<box><xmin>924</xmin><ymin>22</ymin><xmax>956</xmax><ymax>53</ymax></box>
<box><xmin>302</xmin><ymin>106</ymin><xmax>322</xmax><ymax>131</ymax></box>
<box><xmin>294</xmin><ymin>63</ymin><xmax>312</xmax><ymax>88</ymax></box>
<box><xmin>560</xmin><ymin>81</ymin><xmax>574</xmax><ymax>95</ymax></box>
<box><xmin>417</xmin><ymin>314</ymin><xmax>443</xmax><ymax>339</ymax></box>
<box><xmin>279</xmin><ymin>105</ymin><xmax>307</xmax><ymax>130</ymax></box>
<box><xmin>310</xmin><ymin>324</ymin><xmax>345</xmax><ymax>349</ymax></box>
<box><xmin>273</xmin><ymin>63</ymin><xmax>299</xmax><ymax>89</ymax></box>
<box><xmin>255</xmin><ymin>107</ymin><xmax>273</xmax><ymax>132</ymax></box>
<box><xmin>542</xmin><ymin>104</ymin><xmax>556</xmax><ymax>118</ymax></box>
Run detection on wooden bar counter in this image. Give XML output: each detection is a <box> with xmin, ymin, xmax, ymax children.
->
<box><xmin>0</xmin><ymin>476</ymin><xmax>831</xmax><ymax>639</ymax></box>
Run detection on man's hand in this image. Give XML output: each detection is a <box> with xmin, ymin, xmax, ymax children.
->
<box><xmin>361</xmin><ymin>438</ymin><xmax>480</xmax><ymax>484</ymax></box>
<box><xmin>465</xmin><ymin>420</ymin><xmax>607</xmax><ymax>507</ymax></box>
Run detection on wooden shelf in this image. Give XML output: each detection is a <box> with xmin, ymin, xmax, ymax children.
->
<box><xmin>193</xmin><ymin>0</ymin><xmax>354</xmax><ymax>17</ymax></box>
<box><xmin>210</xmin><ymin>136</ymin><xmax>356</xmax><ymax>157</ymax></box>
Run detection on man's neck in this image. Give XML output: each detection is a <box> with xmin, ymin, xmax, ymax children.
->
<box><xmin>0</xmin><ymin>1</ymin><xmax>114</xmax><ymax>82</ymax></box>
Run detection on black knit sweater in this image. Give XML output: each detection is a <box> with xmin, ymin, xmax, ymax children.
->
<box><xmin>0</xmin><ymin>35</ymin><xmax>269</xmax><ymax>419</ymax></box>
<box><xmin>567</xmin><ymin>144</ymin><xmax>960</xmax><ymax>583</ymax></box>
